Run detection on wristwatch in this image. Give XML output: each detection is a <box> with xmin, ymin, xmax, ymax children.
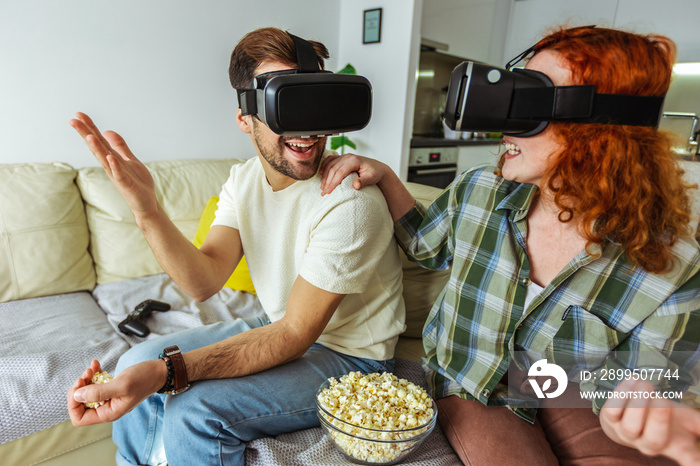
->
<box><xmin>158</xmin><ymin>345</ymin><xmax>191</xmax><ymax>395</ymax></box>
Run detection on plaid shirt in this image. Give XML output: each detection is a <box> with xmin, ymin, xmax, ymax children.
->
<box><xmin>395</xmin><ymin>167</ymin><xmax>700</xmax><ymax>422</ymax></box>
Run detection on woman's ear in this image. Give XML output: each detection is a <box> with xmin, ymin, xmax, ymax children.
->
<box><xmin>236</xmin><ymin>109</ymin><xmax>252</xmax><ymax>134</ymax></box>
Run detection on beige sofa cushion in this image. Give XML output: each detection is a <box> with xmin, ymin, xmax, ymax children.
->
<box><xmin>77</xmin><ymin>158</ymin><xmax>245</xmax><ymax>284</ymax></box>
<box><xmin>0</xmin><ymin>163</ymin><xmax>95</xmax><ymax>302</ymax></box>
<box><xmin>401</xmin><ymin>182</ymin><xmax>450</xmax><ymax>338</ymax></box>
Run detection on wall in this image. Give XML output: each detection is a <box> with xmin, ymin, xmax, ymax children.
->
<box><xmin>337</xmin><ymin>0</ymin><xmax>422</xmax><ymax>179</ymax></box>
<box><xmin>0</xmin><ymin>0</ymin><xmax>341</xmax><ymax>166</ymax></box>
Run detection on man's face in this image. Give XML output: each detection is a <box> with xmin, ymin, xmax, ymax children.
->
<box><xmin>247</xmin><ymin>61</ymin><xmax>327</xmax><ymax>182</ymax></box>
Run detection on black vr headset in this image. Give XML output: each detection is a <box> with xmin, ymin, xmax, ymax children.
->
<box><xmin>444</xmin><ymin>54</ymin><xmax>666</xmax><ymax>137</ymax></box>
<box><xmin>237</xmin><ymin>33</ymin><xmax>372</xmax><ymax>137</ymax></box>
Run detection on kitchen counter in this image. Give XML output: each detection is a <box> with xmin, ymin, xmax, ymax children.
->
<box><xmin>411</xmin><ymin>137</ymin><xmax>501</xmax><ymax>148</ymax></box>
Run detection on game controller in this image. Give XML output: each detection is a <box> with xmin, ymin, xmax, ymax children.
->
<box><xmin>118</xmin><ymin>300</ymin><xmax>171</xmax><ymax>337</ymax></box>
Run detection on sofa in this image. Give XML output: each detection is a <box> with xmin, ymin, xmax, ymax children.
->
<box><xmin>0</xmin><ymin>158</ymin><xmax>459</xmax><ymax>465</ymax></box>
<box><xmin>3</xmin><ymin>157</ymin><xmax>699</xmax><ymax>466</ymax></box>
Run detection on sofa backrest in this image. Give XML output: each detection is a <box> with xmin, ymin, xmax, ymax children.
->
<box><xmin>77</xmin><ymin>158</ymin><xmax>244</xmax><ymax>284</ymax></box>
<box><xmin>2</xmin><ymin>158</ymin><xmax>696</xmax><ymax>324</ymax></box>
<box><xmin>0</xmin><ymin>163</ymin><xmax>95</xmax><ymax>302</ymax></box>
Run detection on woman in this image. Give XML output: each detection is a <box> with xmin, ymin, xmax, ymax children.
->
<box><xmin>320</xmin><ymin>26</ymin><xmax>700</xmax><ymax>465</ymax></box>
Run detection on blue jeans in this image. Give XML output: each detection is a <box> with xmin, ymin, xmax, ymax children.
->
<box><xmin>112</xmin><ymin>318</ymin><xmax>394</xmax><ymax>466</ymax></box>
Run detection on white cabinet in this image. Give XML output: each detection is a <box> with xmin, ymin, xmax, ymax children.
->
<box><xmin>421</xmin><ymin>0</ymin><xmax>511</xmax><ymax>65</ymax></box>
<box><xmin>504</xmin><ymin>0</ymin><xmax>700</xmax><ymax>63</ymax></box>
<box><xmin>615</xmin><ymin>0</ymin><xmax>700</xmax><ymax>62</ymax></box>
<box><xmin>457</xmin><ymin>144</ymin><xmax>501</xmax><ymax>176</ymax></box>
<box><xmin>503</xmin><ymin>0</ymin><xmax>617</xmax><ymax>62</ymax></box>
<box><xmin>422</xmin><ymin>0</ymin><xmax>700</xmax><ymax>66</ymax></box>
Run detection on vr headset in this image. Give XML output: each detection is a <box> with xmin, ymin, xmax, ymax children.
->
<box><xmin>237</xmin><ymin>33</ymin><xmax>372</xmax><ymax>136</ymax></box>
<box><xmin>444</xmin><ymin>60</ymin><xmax>666</xmax><ymax>138</ymax></box>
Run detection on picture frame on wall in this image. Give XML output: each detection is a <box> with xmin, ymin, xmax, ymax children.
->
<box><xmin>363</xmin><ymin>8</ymin><xmax>382</xmax><ymax>44</ymax></box>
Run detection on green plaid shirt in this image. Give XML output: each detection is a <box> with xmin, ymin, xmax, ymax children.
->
<box><xmin>395</xmin><ymin>167</ymin><xmax>700</xmax><ymax>422</ymax></box>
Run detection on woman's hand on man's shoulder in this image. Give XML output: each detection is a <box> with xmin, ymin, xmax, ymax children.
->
<box><xmin>319</xmin><ymin>154</ymin><xmax>388</xmax><ymax>196</ymax></box>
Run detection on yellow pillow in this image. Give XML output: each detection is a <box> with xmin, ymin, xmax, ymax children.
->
<box><xmin>193</xmin><ymin>196</ymin><xmax>256</xmax><ymax>295</ymax></box>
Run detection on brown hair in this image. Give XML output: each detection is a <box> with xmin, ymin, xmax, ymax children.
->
<box><xmin>521</xmin><ymin>26</ymin><xmax>694</xmax><ymax>273</ymax></box>
<box><xmin>228</xmin><ymin>27</ymin><xmax>329</xmax><ymax>90</ymax></box>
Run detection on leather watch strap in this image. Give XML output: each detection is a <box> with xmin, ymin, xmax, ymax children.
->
<box><xmin>162</xmin><ymin>345</ymin><xmax>190</xmax><ymax>395</ymax></box>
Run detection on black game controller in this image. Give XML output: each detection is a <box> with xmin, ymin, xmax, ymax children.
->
<box><xmin>118</xmin><ymin>300</ymin><xmax>171</xmax><ymax>337</ymax></box>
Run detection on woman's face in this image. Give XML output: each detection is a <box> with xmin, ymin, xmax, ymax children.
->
<box><xmin>501</xmin><ymin>50</ymin><xmax>573</xmax><ymax>187</ymax></box>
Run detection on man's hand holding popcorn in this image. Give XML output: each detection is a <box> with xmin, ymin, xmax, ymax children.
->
<box><xmin>67</xmin><ymin>359</ymin><xmax>167</xmax><ymax>426</ymax></box>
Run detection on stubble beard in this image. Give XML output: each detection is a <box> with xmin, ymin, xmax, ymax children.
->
<box><xmin>251</xmin><ymin>118</ymin><xmax>326</xmax><ymax>181</ymax></box>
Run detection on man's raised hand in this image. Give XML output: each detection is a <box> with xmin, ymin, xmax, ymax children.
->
<box><xmin>69</xmin><ymin>112</ymin><xmax>158</xmax><ymax>219</ymax></box>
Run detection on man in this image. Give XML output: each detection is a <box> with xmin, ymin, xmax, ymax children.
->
<box><xmin>66</xmin><ymin>27</ymin><xmax>405</xmax><ymax>466</ymax></box>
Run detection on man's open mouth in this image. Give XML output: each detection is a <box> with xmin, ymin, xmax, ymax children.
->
<box><xmin>283</xmin><ymin>138</ymin><xmax>320</xmax><ymax>160</ymax></box>
<box><xmin>285</xmin><ymin>141</ymin><xmax>315</xmax><ymax>154</ymax></box>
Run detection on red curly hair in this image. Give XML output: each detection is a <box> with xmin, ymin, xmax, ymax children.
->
<box><xmin>518</xmin><ymin>26</ymin><xmax>694</xmax><ymax>274</ymax></box>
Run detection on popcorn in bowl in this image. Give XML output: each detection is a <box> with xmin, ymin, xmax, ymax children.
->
<box><xmin>315</xmin><ymin>371</ymin><xmax>437</xmax><ymax>465</ymax></box>
<box><xmin>85</xmin><ymin>371</ymin><xmax>113</xmax><ymax>408</ymax></box>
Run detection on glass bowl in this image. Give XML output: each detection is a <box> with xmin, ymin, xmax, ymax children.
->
<box><xmin>315</xmin><ymin>378</ymin><xmax>438</xmax><ymax>465</ymax></box>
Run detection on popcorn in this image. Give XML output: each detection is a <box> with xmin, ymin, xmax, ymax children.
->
<box><xmin>85</xmin><ymin>371</ymin><xmax>113</xmax><ymax>408</ymax></box>
<box><xmin>317</xmin><ymin>372</ymin><xmax>435</xmax><ymax>463</ymax></box>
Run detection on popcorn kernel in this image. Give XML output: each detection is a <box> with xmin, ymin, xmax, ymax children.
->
<box><xmin>85</xmin><ymin>371</ymin><xmax>113</xmax><ymax>409</ymax></box>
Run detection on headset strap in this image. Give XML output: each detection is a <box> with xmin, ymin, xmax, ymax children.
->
<box><xmin>510</xmin><ymin>86</ymin><xmax>664</xmax><ymax>127</ymax></box>
<box><xmin>238</xmin><ymin>33</ymin><xmax>320</xmax><ymax>115</ymax></box>
<box><xmin>237</xmin><ymin>89</ymin><xmax>257</xmax><ymax>116</ymax></box>
<box><xmin>288</xmin><ymin>32</ymin><xmax>320</xmax><ymax>73</ymax></box>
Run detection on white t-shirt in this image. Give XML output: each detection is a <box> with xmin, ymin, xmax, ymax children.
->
<box><xmin>212</xmin><ymin>156</ymin><xmax>406</xmax><ymax>360</ymax></box>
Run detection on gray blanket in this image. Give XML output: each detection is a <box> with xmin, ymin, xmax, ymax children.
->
<box><xmin>0</xmin><ymin>291</ymin><xmax>130</xmax><ymax>444</ymax></box>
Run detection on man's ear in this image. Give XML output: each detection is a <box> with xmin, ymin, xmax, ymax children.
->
<box><xmin>236</xmin><ymin>108</ymin><xmax>252</xmax><ymax>134</ymax></box>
